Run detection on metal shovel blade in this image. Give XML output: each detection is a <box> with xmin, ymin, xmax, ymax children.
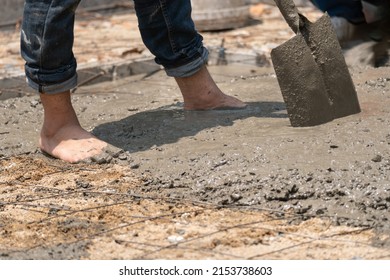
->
<box><xmin>271</xmin><ymin>0</ymin><xmax>361</xmax><ymax>127</ymax></box>
<box><xmin>304</xmin><ymin>14</ymin><xmax>361</xmax><ymax>119</ymax></box>
<box><xmin>271</xmin><ymin>35</ymin><xmax>333</xmax><ymax>127</ymax></box>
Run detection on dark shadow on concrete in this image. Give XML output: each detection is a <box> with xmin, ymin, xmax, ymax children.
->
<box><xmin>93</xmin><ymin>101</ymin><xmax>287</xmax><ymax>153</ymax></box>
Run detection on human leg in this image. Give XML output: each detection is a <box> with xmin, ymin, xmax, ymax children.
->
<box><xmin>21</xmin><ymin>0</ymin><xmax>81</xmax><ymax>92</ymax></box>
<box><xmin>310</xmin><ymin>0</ymin><xmax>367</xmax><ymax>43</ymax></box>
<box><xmin>175</xmin><ymin>65</ymin><xmax>246</xmax><ymax>110</ymax></box>
<box><xmin>311</xmin><ymin>0</ymin><xmax>365</xmax><ymax>24</ymax></box>
<box><xmin>312</xmin><ymin>0</ymin><xmax>389</xmax><ymax>46</ymax></box>
<box><xmin>133</xmin><ymin>0</ymin><xmax>246</xmax><ymax>110</ymax></box>
<box><xmin>39</xmin><ymin>91</ymin><xmax>106</xmax><ymax>163</ymax></box>
<box><xmin>21</xmin><ymin>0</ymin><xmax>106</xmax><ymax>163</ymax></box>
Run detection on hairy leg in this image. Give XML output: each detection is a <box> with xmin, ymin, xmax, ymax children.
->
<box><xmin>175</xmin><ymin>66</ymin><xmax>247</xmax><ymax>110</ymax></box>
<box><xmin>39</xmin><ymin>91</ymin><xmax>107</xmax><ymax>163</ymax></box>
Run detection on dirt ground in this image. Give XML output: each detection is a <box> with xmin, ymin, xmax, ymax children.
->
<box><xmin>1</xmin><ymin>4</ymin><xmax>390</xmax><ymax>260</ymax></box>
<box><xmin>1</xmin><ymin>154</ymin><xmax>389</xmax><ymax>260</ymax></box>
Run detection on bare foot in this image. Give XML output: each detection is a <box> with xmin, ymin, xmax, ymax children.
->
<box><xmin>175</xmin><ymin>65</ymin><xmax>247</xmax><ymax>110</ymax></box>
<box><xmin>40</xmin><ymin>125</ymin><xmax>107</xmax><ymax>164</ymax></box>
<box><xmin>39</xmin><ymin>91</ymin><xmax>107</xmax><ymax>163</ymax></box>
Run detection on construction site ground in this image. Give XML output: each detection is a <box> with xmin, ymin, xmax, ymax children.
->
<box><xmin>1</xmin><ymin>4</ymin><xmax>390</xmax><ymax>260</ymax></box>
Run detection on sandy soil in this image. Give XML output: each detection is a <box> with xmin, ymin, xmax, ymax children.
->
<box><xmin>1</xmin><ymin>4</ymin><xmax>390</xmax><ymax>260</ymax></box>
<box><xmin>1</xmin><ymin>154</ymin><xmax>389</xmax><ymax>260</ymax></box>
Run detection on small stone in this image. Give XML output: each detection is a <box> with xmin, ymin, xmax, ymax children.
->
<box><xmin>91</xmin><ymin>154</ymin><xmax>112</xmax><ymax>164</ymax></box>
<box><xmin>371</xmin><ymin>155</ymin><xmax>382</xmax><ymax>163</ymax></box>
<box><xmin>118</xmin><ymin>153</ymin><xmax>128</xmax><ymax>160</ymax></box>
<box><xmin>30</xmin><ymin>100</ymin><xmax>39</xmax><ymax>108</ymax></box>
<box><xmin>127</xmin><ymin>107</ymin><xmax>139</xmax><ymax>112</ymax></box>
<box><xmin>76</xmin><ymin>180</ymin><xmax>91</xmax><ymax>189</ymax></box>
<box><xmin>175</xmin><ymin>229</ymin><xmax>186</xmax><ymax>235</ymax></box>
<box><xmin>230</xmin><ymin>193</ymin><xmax>242</xmax><ymax>202</ymax></box>
<box><xmin>167</xmin><ymin>235</ymin><xmax>184</xmax><ymax>243</ymax></box>
<box><xmin>130</xmin><ymin>163</ymin><xmax>140</xmax><ymax>169</ymax></box>
<box><xmin>365</xmin><ymin>165</ymin><xmax>373</xmax><ymax>171</ymax></box>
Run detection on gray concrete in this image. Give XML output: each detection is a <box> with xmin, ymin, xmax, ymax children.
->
<box><xmin>2</xmin><ymin>64</ymin><xmax>390</xmax><ymax>238</ymax></box>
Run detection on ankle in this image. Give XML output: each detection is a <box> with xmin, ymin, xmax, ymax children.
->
<box><xmin>40</xmin><ymin>91</ymin><xmax>82</xmax><ymax>138</ymax></box>
<box><xmin>41</xmin><ymin>122</ymin><xmax>74</xmax><ymax>139</ymax></box>
<box><xmin>176</xmin><ymin>68</ymin><xmax>222</xmax><ymax>101</ymax></box>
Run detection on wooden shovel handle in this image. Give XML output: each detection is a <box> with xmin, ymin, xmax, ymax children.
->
<box><xmin>274</xmin><ymin>0</ymin><xmax>301</xmax><ymax>34</ymax></box>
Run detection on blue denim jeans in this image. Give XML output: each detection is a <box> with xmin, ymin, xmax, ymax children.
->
<box><xmin>21</xmin><ymin>0</ymin><xmax>208</xmax><ymax>94</ymax></box>
<box><xmin>311</xmin><ymin>0</ymin><xmax>365</xmax><ymax>24</ymax></box>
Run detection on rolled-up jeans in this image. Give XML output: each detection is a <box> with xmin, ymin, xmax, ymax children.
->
<box><xmin>21</xmin><ymin>0</ymin><xmax>208</xmax><ymax>94</ymax></box>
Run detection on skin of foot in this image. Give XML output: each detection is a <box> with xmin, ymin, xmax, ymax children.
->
<box><xmin>39</xmin><ymin>91</ymin><xmax>107</xmax><ymax>163</ymax></box>
<box><xmin>38</xmin><ymin>66</ymin><xmax>245</xmax><ymax>163</ymax></box>
<box><xmin>175</xmin><ymin>65</ymin><xmax>247</xmax><ymax>110</ymax></box>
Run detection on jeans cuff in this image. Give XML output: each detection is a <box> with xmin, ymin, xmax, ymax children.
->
<box><xmin>27</xmin><ymin>74</ymin><xmax>78</xmax><ymax>94</ymax></box>
<box><xmin>165</xmin><ymin>48</ymin><xmax>209</xmax><ymax>78</ymax></box>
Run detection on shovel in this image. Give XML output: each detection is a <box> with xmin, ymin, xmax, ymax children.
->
<box><xmin>271</xmin><ymin>0</ymin><xmax>361</xmax><ymax>127</ymax></box>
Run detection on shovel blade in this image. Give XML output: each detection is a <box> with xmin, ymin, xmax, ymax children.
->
<box><xmin>271</xmin><ymin>34</ymin><xmax>334</xmax><ymax>127</ymax></box>
<box><xmin>305</xmin><ymin>13</ymin><xmax>361</xmax><ymax>119</ymax></box>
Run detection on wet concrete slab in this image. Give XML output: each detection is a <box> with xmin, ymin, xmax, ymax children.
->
<box><xmin>1</xmin><ymin>64</ymin><xmax>390</xmax><ymax>239</ymax></box>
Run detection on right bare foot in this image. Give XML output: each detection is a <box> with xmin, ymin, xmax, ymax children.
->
<box><xmin>175</xmin><ymin>65</ymin><xmax>247</xmax><ymax>110</ymax></box>
<box><xmin>39</xmin><ymin>91</ymin><xmax>107</xmax><ymax>163</ymax></box>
